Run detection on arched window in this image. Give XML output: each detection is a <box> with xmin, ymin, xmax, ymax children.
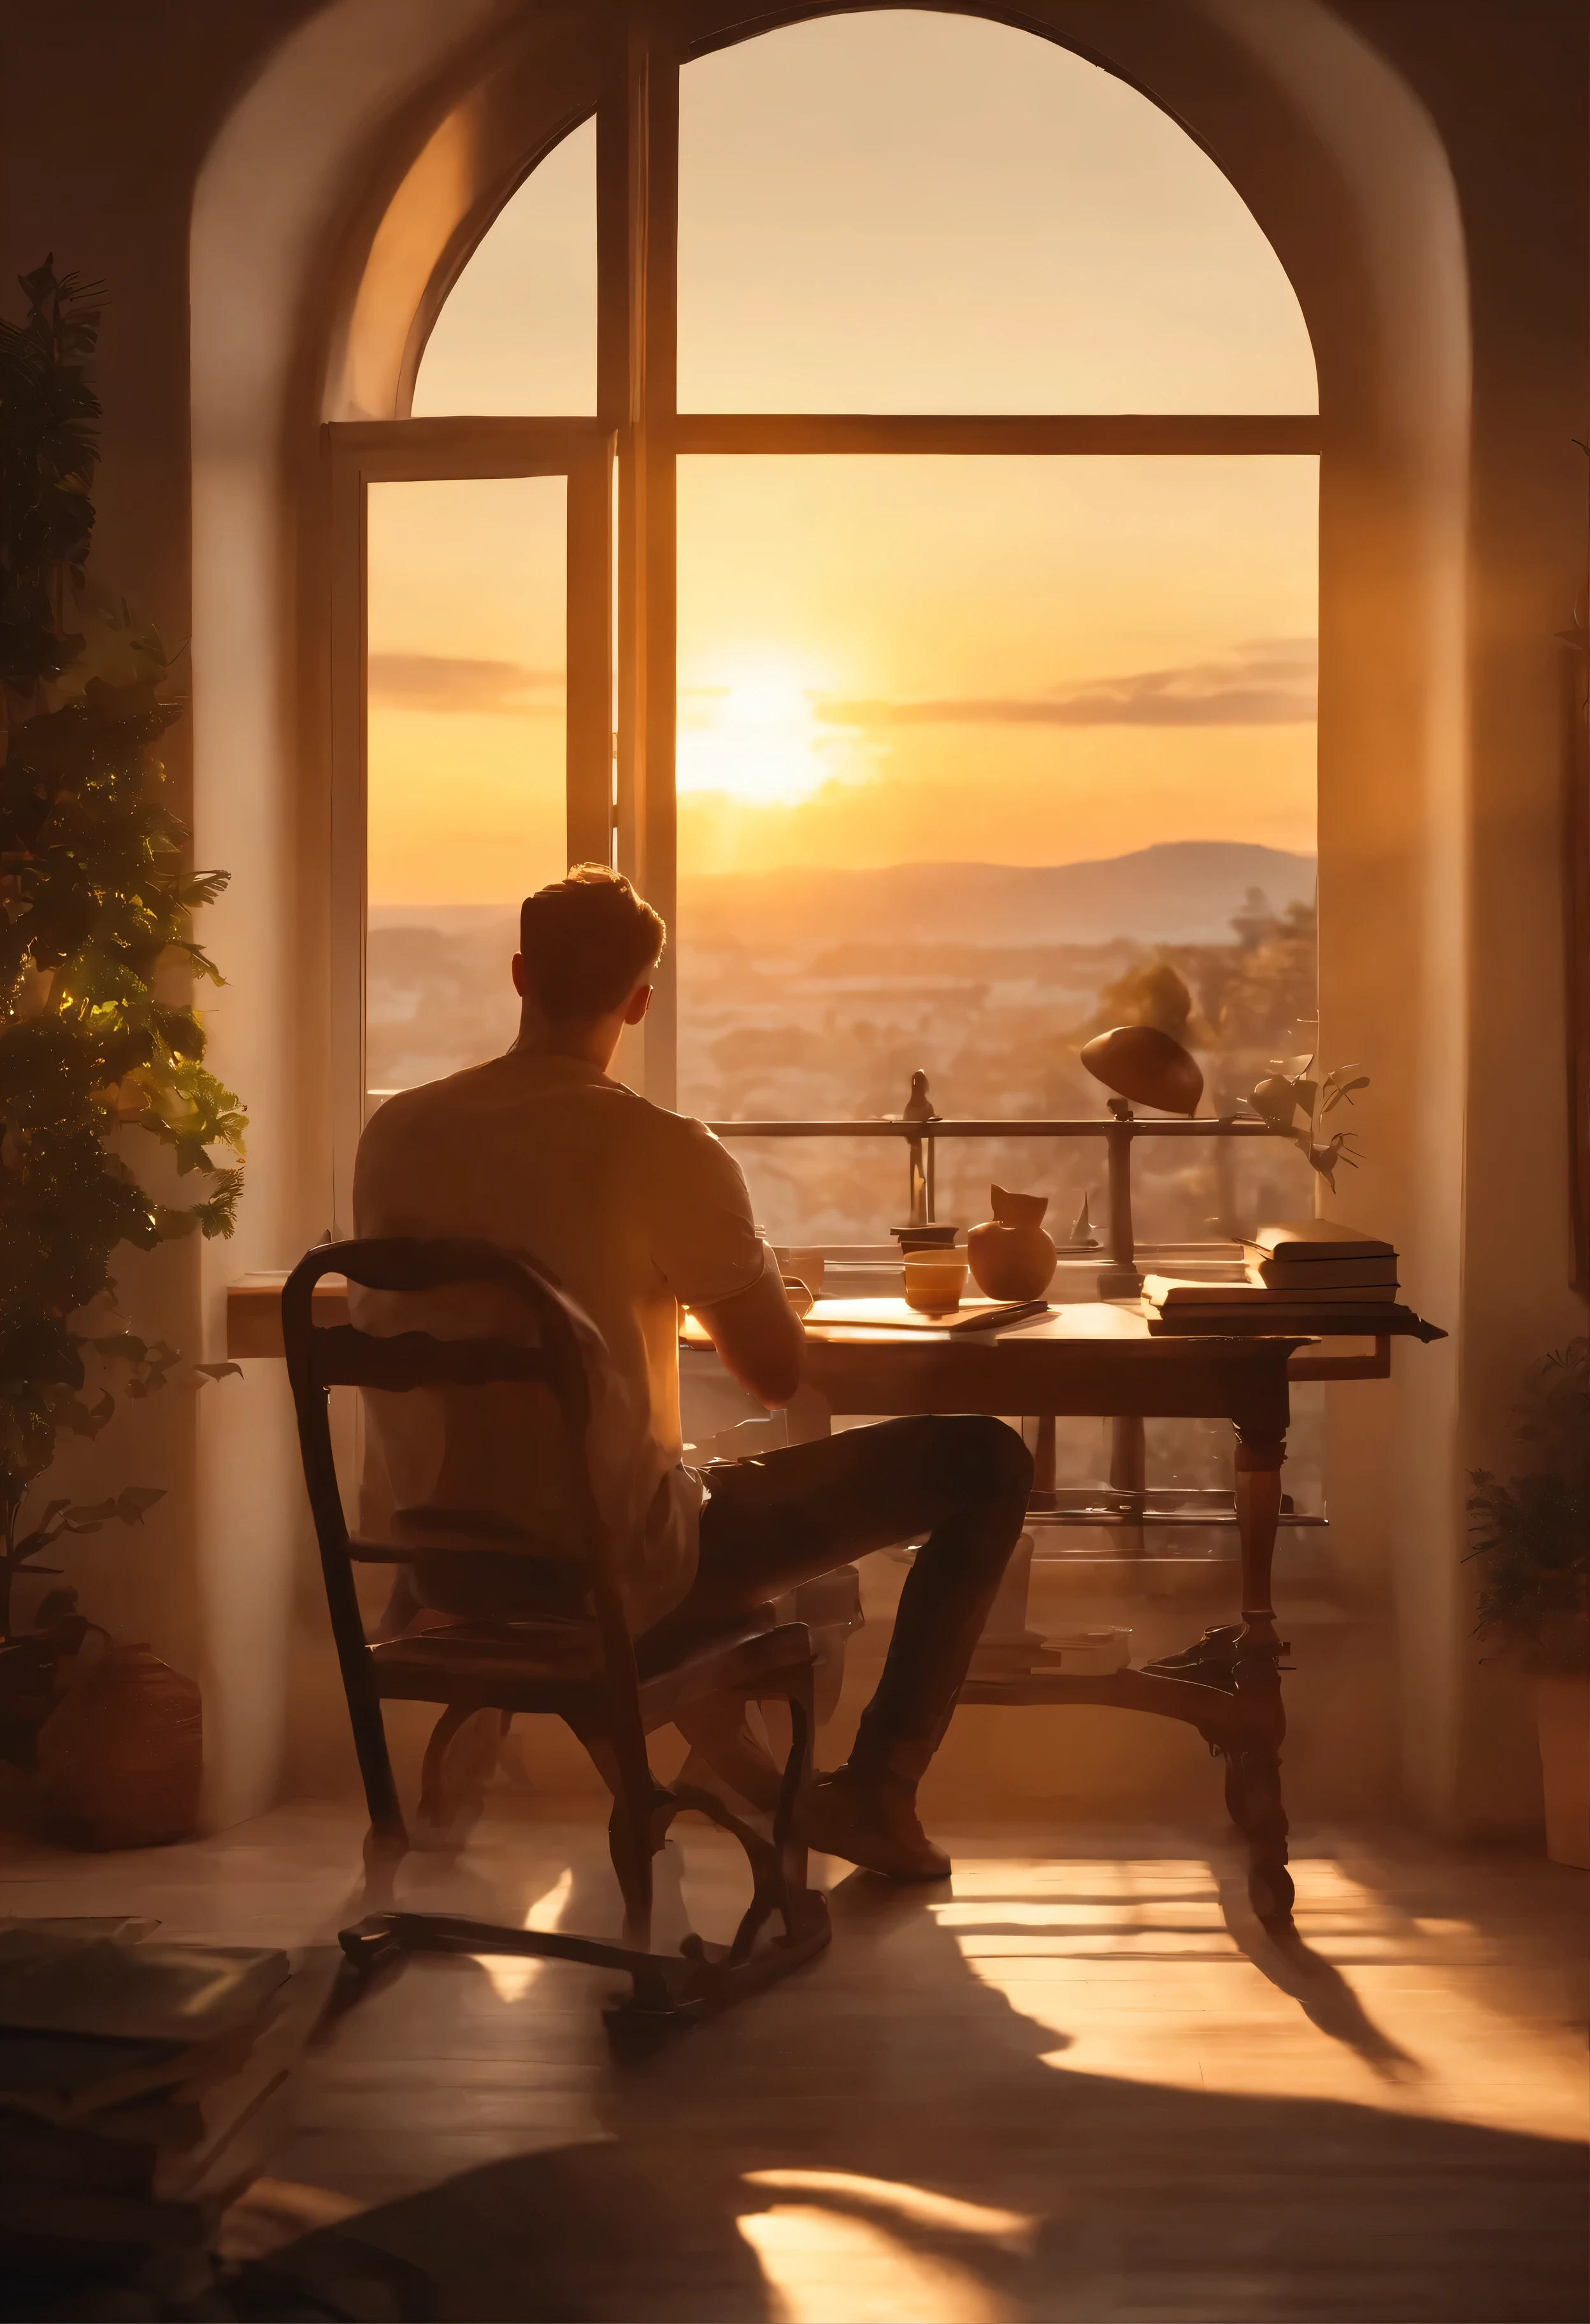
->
<box><xmin>343</xmin><ymin>8</ymin><xmax>1320</xmax><ymax>1248</ymax></box>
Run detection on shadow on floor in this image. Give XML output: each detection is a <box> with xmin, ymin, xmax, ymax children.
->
<box><xmin>244</xmin><ymin>1860</ymin><xmax>1587</xmax><ymax>2323</ymax></box>
<box><xmin>1208</xmin><ymin>1850</ymin><xmax>1424</xmax><ymax>2081</ymax></box>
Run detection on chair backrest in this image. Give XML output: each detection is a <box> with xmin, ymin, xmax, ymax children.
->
<box><xmin>282</xmin><ymin>1238</ymin><xmax>651</xmax><ymax>1784</ymax></box>
<box><xmin>285</xmin><ymin>1233</ymin><xmax>588</xmax><ymax>1414</ymax></box>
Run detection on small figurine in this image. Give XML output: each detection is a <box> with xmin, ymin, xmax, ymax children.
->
<box><xmin>894</xmin><ymin>1068</ymin><xmax>956</xmax><ymax>1247</ymax></box>
<box><xmin>1064</xmin><ymin>1192</ymin><xmax>1100</xmax><ymax>1250</ymax></box>
<box><xmin>903</xmin><ymin>1069</ymin><xmax>937</xmax><ymax>1123</ymax></box>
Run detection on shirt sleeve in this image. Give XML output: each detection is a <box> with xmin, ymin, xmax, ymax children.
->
<box><xmin>649</xmin><ymin>1116</ymin><xmax>768</xmax><ymax>1308</ymax></box>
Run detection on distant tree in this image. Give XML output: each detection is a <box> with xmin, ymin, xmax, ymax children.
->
<box><xmin>1229</xmin><ymin>884</ymin><xmax>1280</xmax><ymax>950</ymax></box>
<box><xmin>1086</xmin><ymin>959</ymin><xmax>1207</xmax><ymax>1045</ymax></box>
<box><xmin>1214</xmin><ymin>899</ymin><xmax>1317</xmax><ymax>1051</ymax></box>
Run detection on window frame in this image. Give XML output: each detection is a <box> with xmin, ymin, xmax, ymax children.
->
<box><xmin>324</xmin><ymin>418</ymin><xmax>613</xmax><ymax>1216</ymax></box>
<box><xmin>326</xmin><ymin>22</ymin><xmax>1322</xmax><ymax>1175</ymax></box>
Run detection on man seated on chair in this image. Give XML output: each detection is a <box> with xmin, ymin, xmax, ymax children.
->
<box><xmin>353</xmin><ymin>864</ymin><xmax>1032</xmax><ymax>1881</ymax></box>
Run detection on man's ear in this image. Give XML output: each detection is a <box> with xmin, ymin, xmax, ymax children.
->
<box><xmin>623</xmin><ymin>981</ymin><xmax>654</xmax><ymax>1026</ymax></box>
<box><xmin>512</xmin><ymin>953</ymin><xmax>526</xmax><ymax>997</ymax></box>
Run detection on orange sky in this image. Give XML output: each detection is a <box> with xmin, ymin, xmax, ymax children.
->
<box><xmin>371</xmin><ymin>10</ymin><xmax>1318</xmax><ymax>908</ymax></box>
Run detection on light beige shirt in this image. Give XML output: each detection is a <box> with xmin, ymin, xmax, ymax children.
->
<box><xmin>350</xmin><ymin>1051</ymin><xmax>766</xmax><ymax>1626</ymax></box>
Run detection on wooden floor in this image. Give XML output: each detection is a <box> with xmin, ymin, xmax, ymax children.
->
<box><xmin>3</xmin><ymin>1803</ymin><xmax>1584</xmax><ymax>2321</ymax></box>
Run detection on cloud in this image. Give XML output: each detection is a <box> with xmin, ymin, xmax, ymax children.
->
<box><xmin>816</xmin><ymin>638</ymin><xmax>1317</xmax><ymax>730</ymax></box>
<box><xmin>367</xmin><ymin>653</ymin><xmax>563</xmax><ymax>714</ymax></box>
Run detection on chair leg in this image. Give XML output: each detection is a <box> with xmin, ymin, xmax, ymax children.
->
<box><xmin>347</xmin><ymin>1669</ymin><xmax>406</xmax><ymax>1847</ymax></box>
<box><xmin>665</xmin><ymin>1670</ymin><xmax>830</xmax><ymax>1999</ymax></box>
<box><xmin>608</xmin><ymin>1794</ymin><xmax>656</xmax><ymax>1951</ymax></box>
<box><xmin>417</xmin><ymin>1699</ymin><xmax>505</xmax><ymax>1839</ymax></box>
<box><xmin>671</xmin><ymin>1667</ymin><xmax>824</xmax><ymax>1968</ymax></box>
<box><xmin>334</xmin><ymin>1682</ymin><xmax>829</xmax><ymax>2048</ymax></box>
<box><xmin>566</xmin><ymin>1711</ymin><xmax>664</xmax><ymax>1951</ymax></box>
<box><xmin>771</xmin><ymin>1666</ymin><xmax>815</xmax><ymax>1917</ymax></box>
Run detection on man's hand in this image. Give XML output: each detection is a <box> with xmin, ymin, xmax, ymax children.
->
<box><xmin>691</xmin><ymin>1247</ymin><xmax>805</xmax><ymax>1407</ymax></box>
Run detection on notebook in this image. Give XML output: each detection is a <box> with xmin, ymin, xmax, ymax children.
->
<box><xmin>1252</xmin><ymin>1253</ymin><xmax>1399</xmax><ymax>1291</ymax></box>
<box><xmin>1242</xmin><ymin>1218</ymin><xmax>1395</xmax><ymax>1264</ymax></box>
<box><xmin>1145</xmin><ymin>1305</ymin><xmax>1413</xmax><ymax>1336</ymax></box>
<box><xmin>1143</xmin><ymin>1275</ymin><xmax>1398</xmax><ymax>1307</ymax></box>
<box><xmin>806</xmin><ymin>1297</ymin><xmax>1049</xmax><ymax>1335</ymax></box>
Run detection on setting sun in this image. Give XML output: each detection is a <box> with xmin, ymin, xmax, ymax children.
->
<box><xmin>676</xmin><ymin>665</ymin><xmax>860</xmax><ymax>808</ymax></box>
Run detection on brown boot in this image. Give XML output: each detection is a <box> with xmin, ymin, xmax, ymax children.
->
<box><xmin>797</xmin><ymin>1756</ymin><xmax>950</xmax><ymax>1882</ymax></box>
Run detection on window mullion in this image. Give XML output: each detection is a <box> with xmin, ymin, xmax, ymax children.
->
<box><xmin>601</xmin><ymin>23</ymin><xmax>680</xmax><ymax>1109</ymax></box>
<box><xmin>567</xmin><ymin>441</ymin><xmax>617</xmax><ymax>868</ymax></box>
<box><xmin>641</xmin><ymin>47</ymin><xmax>679</xmax><ymax>1113</ymax></box>
<box><xmin>327</xmin><ymin>433</ymin><xmax>368</xmax><ymax>1238</ymax></box>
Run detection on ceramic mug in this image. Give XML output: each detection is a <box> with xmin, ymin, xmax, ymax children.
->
<box><xmin>904</xmin><ymin>1254</ymin><xmax>969</xmax><ymax>1312</ymax></box>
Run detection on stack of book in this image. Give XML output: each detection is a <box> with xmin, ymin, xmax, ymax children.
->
<box><xmin>1143</xmin><ymin>1219</ymin><xmax>1405</xmax><ymax>1335</ymax></box>
<box><xmin>0</xmin><ymin>1918</ymin><xmax>299</xmax><ymax>2318</ymax></box>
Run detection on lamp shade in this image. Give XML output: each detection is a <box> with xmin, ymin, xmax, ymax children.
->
<box><xmin>1080</xmin><ymin>1024</ymin><xmax>1203</xmax><ymax>1115</ymax></box>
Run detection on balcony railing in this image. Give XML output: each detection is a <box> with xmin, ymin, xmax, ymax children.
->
<box><xmin>700</xmin><ymin>1092</ymin><xmax>1329</xmax><ymax>1549</ymax></box>
<box><xmin>703</xmin><ymin>1107</ymin><xmax>1281</xmax><ymax>1291</ymax></box>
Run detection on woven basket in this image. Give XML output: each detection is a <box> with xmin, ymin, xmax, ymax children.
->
<box><xmin>36</xmin><ymin>1644</ymin><xmax>202</xmax><ymax>1849</ymax></box>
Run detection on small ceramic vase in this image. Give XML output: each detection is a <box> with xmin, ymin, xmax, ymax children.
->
<box><xmin>967</xmin><ymin>1186</ymin><xmax>1057</xmax><ymax>1300</ymax></box>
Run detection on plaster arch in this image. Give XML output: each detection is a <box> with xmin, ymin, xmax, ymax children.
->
<box><xmin>190</xmin><ymin>0</ymin><xmax>1475</xmax><ymax>1826</ymax></box>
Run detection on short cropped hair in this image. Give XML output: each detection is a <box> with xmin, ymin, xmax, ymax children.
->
<box><xmin>518</xmin><ymin>864</ymin><xmax>665</xmax><ymax>1022</ymax></box>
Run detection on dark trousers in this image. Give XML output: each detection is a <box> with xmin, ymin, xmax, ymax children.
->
<box><xmin>641</xmin><ymin>1414</ymin><xmax>1034</xmax><ymax>1762</ymax></box>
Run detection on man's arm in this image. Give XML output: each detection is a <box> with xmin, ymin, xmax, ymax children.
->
<box><xmin>692</xmin><ymin>1250</ymin><xmax>804</xmax><ymax>1408</ymax></box>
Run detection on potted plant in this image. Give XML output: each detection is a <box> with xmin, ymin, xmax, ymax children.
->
<box><xmin>1</xmin><ymin>258</ymin><xmax>245</xmax><ymax>1816</ymax></box>
<box><xmin>1466</xmin><ymin>1339</ymin><xmax>1590</xmax><ymax>1867</ymax></box>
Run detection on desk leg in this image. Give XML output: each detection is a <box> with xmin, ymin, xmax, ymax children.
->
<box><xmin>1028</xmin><ymin>1414</ymin><xmax>1057</xmax><ymax>1512</ymax></box>
<box><xmin>1229</xmin><ymin>1430</ymin><xmax>1294</xmax><ymax>1936</ymax></box>
<box><xmin>1109</xmin><ymin>1413</ymin><xmax>1147</xmax><ymax>1550</ymax></box>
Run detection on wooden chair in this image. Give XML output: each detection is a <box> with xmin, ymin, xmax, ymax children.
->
<box><xmin>283</xmin><ymin>1237</ymin><xmax>830</xmax><ymax>2039</ymax></box>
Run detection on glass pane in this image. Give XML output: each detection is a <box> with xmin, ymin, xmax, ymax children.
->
<box><xmin>678</xmin><ymin>13</ymin><xmax>1316</xmax><ymax>414</ymax></box>
<box><xmin>412</xmin><ymin>120</ymin><xmax>596</xmax><ymax>416</ymax></box>
<box><xmin>675</xmin><ymin>454</ymin><xmax>1318</xmax><ymax>1245</ymax></box>
<box><xmin>366</xmin><ymin>476</ymin><xmax>566</xmax><ymax>1098</ymax></box>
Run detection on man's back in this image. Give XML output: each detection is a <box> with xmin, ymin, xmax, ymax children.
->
<box><xmin>352</xmin><ymin>1049</ymin><xmax>765</xmax><ymax>1621</ymax></box>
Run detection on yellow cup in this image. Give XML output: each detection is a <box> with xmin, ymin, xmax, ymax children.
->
<box><xmin>904</xmin><ymin>1254</ymin><xmax>969</xmax><ymax>1312</ymax></box>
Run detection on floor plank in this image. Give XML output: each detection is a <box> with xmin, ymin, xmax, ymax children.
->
<box><xmin>3</xmin><ymin>1804</ymin><xmax>1584</xmax><ymax>2320</ymax></box>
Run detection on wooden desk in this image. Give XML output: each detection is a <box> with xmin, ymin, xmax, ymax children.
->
<box><xmin>226</xmin><ymin>1279</ymin><xmax>1415</xmax><ymax>1938</ymax></box>
<box><xmin>759</xmin><ymin>1302</ymin><xmax>1310</xmax><ymax>1934</ymax></box>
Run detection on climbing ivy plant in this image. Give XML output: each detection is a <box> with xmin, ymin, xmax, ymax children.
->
<box><xmin>0</xmin><ymin>258</ymin><xmax>246</xmax><ymax>1642</ymax></box>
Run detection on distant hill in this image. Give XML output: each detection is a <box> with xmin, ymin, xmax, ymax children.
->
<box><xmin>678</xmin><ymin>841</ymin><xmax>1316</xmax><ymax>952</ymax></box>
